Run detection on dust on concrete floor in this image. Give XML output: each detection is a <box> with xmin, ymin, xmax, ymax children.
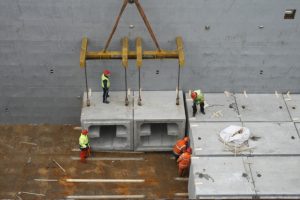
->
<box><xmin>0</xmin><ymin>125</ymin><xmax>187</xmax><ymax>199</ymax></box>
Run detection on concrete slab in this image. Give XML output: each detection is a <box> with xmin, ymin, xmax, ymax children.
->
<box><xmin>188</xmin><ymin>157</ymin><xmax>255</xmax><ymax>199</ymax></box>
<box><xmin>133</xmin><ymin>91</ymin><xmax>185</xmax><ymax>151</ymax></box>
<box><xmin>190</xmin><ymin>122</ymin><xmax>300</xmax><ymax>156</ymax></box>
<box><xmin>186</xmin><ymin>93</ymin><xmax>240</xmax><ymax>122</ymax></box>
<box><xmin>249</xmin><ymin>157</ymin><xmax>300</xmax><ymax>198</ymax></box>
<box><xmin>81</xmin><ymin>92</ymin><xmax>133</xmax><ymax>151</ymax></box>
<box><xmin>235</xmin><ymin>94</ymin><xmax>291</xmax><ymax>122</ymax></box>
<box><xmin>244</xmin><ymin>122</ymin><xmax>300</xmax><ymax>156</ymax></box>
<box><xmin>284</xmin><ymin>94</ymin><xmax>300</xmax><ymax>122</ymax></box>
<box><xmin>189</xmin><ymin>122</ymin><xmax>248</xmax><ymax>156</ymax></box>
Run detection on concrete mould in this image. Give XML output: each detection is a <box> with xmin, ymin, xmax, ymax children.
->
<box><xmin>81</xmin><ymin>92</ymin><xmax>133</xmax><ymax>151</ymax></box>
<box><xmin>284</xmin><ymin>94</ymin><xmax>300</xmax><ymax>122</ymax></box>
<box><xmin>188</xmin><ymin>157</ymin><xmax>300</xmax><ymax>199</ymax></box>
<box><xmin>235</xmin><ymin>94</ymin><xmax>291</xmax><ymax>122</ymax></box>
<box><xmin>134</xmin><ymin>91</ymin><xmax>185</xmax><ymax>151</ymax></box>
<box><xmin>190</xmin><ymin>122</ymin><xmax>300</xmax><ymax>156</ymax></box>
<box><xmin>188</xmin><ymin>157</ymin><xmax>255</xmax><ymax>199</ymax></box>
<box><xmin>186</xmin><ymin>93</ymin><xmax>240</xmax><ymax>122</ymax></box>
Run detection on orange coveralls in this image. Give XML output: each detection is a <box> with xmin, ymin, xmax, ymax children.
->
<box><xmin>177</xmin><ymin>152</ymin><xmax>191</xmax><ymax>177</ymax></box>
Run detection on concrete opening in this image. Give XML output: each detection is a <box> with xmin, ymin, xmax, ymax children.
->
<box><xmin>284</xmin><ymin>9</ymin><xmax>296</xmax><ymax>19</ymax></box>
<box><xmin>88</xmin><ymin>125</ymin><xmax>127</xmax><ymax>149</ymax></box>
<box><xmin>140</xmin><ymin>123</ymin><xmax>178</xmax><ymax>147</ymax></box>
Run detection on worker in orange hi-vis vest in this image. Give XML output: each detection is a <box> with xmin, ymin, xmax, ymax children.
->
<box><xmin>173</xmin><ymin>137</ymin><xmax>189</xmax><ymax>160</ymax></box>
<box><xmin>177</xmin><ymin>147</ymin><xmax>192</xmax><ymax>177</ymax></box>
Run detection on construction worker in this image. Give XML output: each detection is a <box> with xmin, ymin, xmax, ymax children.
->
<box><xmin>101</xmin><ymin>69</ymin><xmax>111</xmax><ymax>104</ymax></box>
<box><xmin>79</xmin><ymin>129</ymin><xmax>90</xmax><ymax>163</ymax></box>
<box><xmin>177</xmin><ymin>147</ymin><xmax>192</xmax><ymax>177</ymax></box>
<box><xmin>191</xmin><ymin>89</ymin><xmax>205</xmax><ymax>116</ymax></box>
<box><xmin>173</xmin><ymin>137</ymin><xmax>189</xmax><ymax>160</ymax></box>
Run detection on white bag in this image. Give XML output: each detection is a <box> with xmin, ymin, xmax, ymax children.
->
<box><xmin>219</xmin><ymin>125</ymin><xmax>250</xmax><ymax>146</ymax></box>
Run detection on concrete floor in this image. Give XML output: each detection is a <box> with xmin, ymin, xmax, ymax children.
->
<box><xmin>0</xmin><ymin>125</ymin><xmax>187</xmax><ymax>200</ymax></box>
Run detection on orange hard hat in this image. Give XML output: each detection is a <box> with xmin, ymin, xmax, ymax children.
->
<box><xmin>82</xmin><ymin>129</ymin><xmax>88</xmax><ymax>135</ymax></box>
<box><xmin>103</xmin><ymin>69</ymin><xmax>111</xmax><ymax>76</ymax></box>
<box><xmin>186</xmin><ymin>147</ymin><xmax>192</xmax><ymax>153</ymax></box>
<box><xmin>191</xmin><ymin>91</ymin><xmax>197</xmax><ymax>100</ymax></box>
<box><xmin>184</xmin><ymin>137</ymin><xmax>189</xmax><ymax>142</ymax></box>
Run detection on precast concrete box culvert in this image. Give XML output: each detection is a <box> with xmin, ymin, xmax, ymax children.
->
<box><xmin>81</xmin><ymin>92</ymin><xmax>133</xmax><ymax>151</ymax></box>
<box><xmin>134</xmin><ymin>91</ymin><xmax>186</xmax><ymax>151</ymax></box>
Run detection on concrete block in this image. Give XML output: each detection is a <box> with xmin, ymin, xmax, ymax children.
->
<box><xmin>186</xmin><ymin>93</ymin><xmax>240</xmax><ymax>122</ymax></box>
<box><xmin>284</xmin><ymin>94</ymin><xmax>300</xmax><ymax>122</ymax></box>
<box><xmin>249</xmin><ymin>157</ymin><xmax>300</xmax><ymax>197</ymax></box>
<box><xmin>188</xmin><ymin>157</ymin><xmax>255</xmax><ymax>199</ymax></box>
<box><xmin>244</xmin><ymin>122</ymin><xmax>300</xmax><ymax>156</ymax></box>
<box><xmin>235</xmin><ymin>94</ymin><xmax>291</xmax><ymax>122</ymax></box>
<box><xmin>189</xmin><ymin>122</ymin><xmax>247</xmax><ymax>156</ymax></box>
<box><xmin>81</xmin><ymin>92</ymin><xmax>133</xmax><ymax>151</ymax></box>
<box><xmin>134</xmin><ymin>91</ymin><xmax>185</xmax><ymax>151</ymax></box>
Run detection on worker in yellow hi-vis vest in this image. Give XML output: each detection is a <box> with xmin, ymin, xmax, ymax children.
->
<box><xmin>79</xmin><ymin>129</ymin><xmax>90</xmax><ymax>163</ymax></box>
<box><xmin>101</xmin><ymin>69</ymin><xmax>111</xmax><ymax>104</ymax></box>
<box><xmin>191</xmin><ymin>89</ymin><xmax>205</xmax><ymax>116</ymax></box>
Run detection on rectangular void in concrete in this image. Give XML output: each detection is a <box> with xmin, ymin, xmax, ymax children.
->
<box><xmin>186</xmin><ymin>93</ymin><xmax>241</xmax><ymax>122</ymax></box>
<box><xmin>81</xmin><ymin>92</ymin><xmax>133</xmax><ymax>151</ymax></box>
<box><xmin>235</xmin><ymin>94</ymin><xmax>291</xmax><ymax>122</ymax></box>
<box><xmin>249</xmin><ymin>157</ymin><xmax>300</xmax><ymax>198</ymax></box>
<box><xmin>284</xmin><ymin>94</ymin><xmax>300</xmax><ymax>122</ymax></box>
<box><xmin>244</xmin><ymin>122</ymin><xmax>300</xmax><ymax>156</ymax></box>
<box><xmin>134</xmin><ymin>91</ymin><xmax>185</xmax><ymax>151</ymax></box>
<box><xmin>188</xmin><ymin>157</ymin><xmax>255</xmax><ymax>199</ymax></box>
<box><xmin>189</xmin><ymin>122</ymin><xmax>248</xmax><ymax>156</ymax></box>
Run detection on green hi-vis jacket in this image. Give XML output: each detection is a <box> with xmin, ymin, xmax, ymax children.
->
<box><xmin>79</xmin><ymin>134</ymin><xmax>89</xmax><ymax>148</ymax></box>
<box><xmin>101</xmin><ymin>74</ymin><xmax>110</xmax><ymax>88</ymax></box>
<box><xmin>194</xmin><ymin>89</ymin><xmax>204</xmax><ymax>104</ymax></box>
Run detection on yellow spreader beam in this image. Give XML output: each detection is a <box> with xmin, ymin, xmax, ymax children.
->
<box><xmin>80</xmin><ymin>36</ymin><xmax>185</xmax><ymax>68</ymax></box>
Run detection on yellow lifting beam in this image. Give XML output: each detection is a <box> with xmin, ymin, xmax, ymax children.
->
<box><xmin>79</xmin><ymin>37</ymin><xmax>184</xmax><ymax>68</ymax></box>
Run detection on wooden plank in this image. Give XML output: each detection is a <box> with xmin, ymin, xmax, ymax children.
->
<box><xmin>122</xmin><ymin>37</ymin><xmax>128</xmax><ymax>68</ymax></box>
<box><xmin>136</xmin><ymin>37</ymin><xmax>142</xmax><ymax>68</ymax></box>
<box><xmin>66</xmin><ymin>179</ymin><xmax>145</xmax><ymax>183</ymax></box>
<box><xmin>176</xmin><ymin>36</ymin><xmax>185</xmax><ymax>67</ymax></box>
<box><xmin>34</xmin><ymin>179</ymin><xmax>58</xmax><ymax>182</ymax></box>
<box><xmin>70</xmin><ymin>156</ymin><xmax>144</xmax><ymax>161</ymax></box>
<box><xmin>174</xmin><ymin>193</ymin><xmax>188</xmax><ymax>197</ymax></box>
<box><xmin>66</xmin><ymin>195</ymin><xmax>145</xmax><ymax>199</ymax></box>
<box><xmin>80</xmin><ymin>37</ymin><xmax>88</xmax><ymax>68</ymax></box>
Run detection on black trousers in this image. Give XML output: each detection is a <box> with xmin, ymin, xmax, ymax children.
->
<box><xmin>103</xmin><ymin>88</ymin><xmax>109</xmax><ymax>102</ymax></box>
<box><xmin>193</xmin><ymin>102</ymin><xmax>204</xmax><ymax>116</ymax></box>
